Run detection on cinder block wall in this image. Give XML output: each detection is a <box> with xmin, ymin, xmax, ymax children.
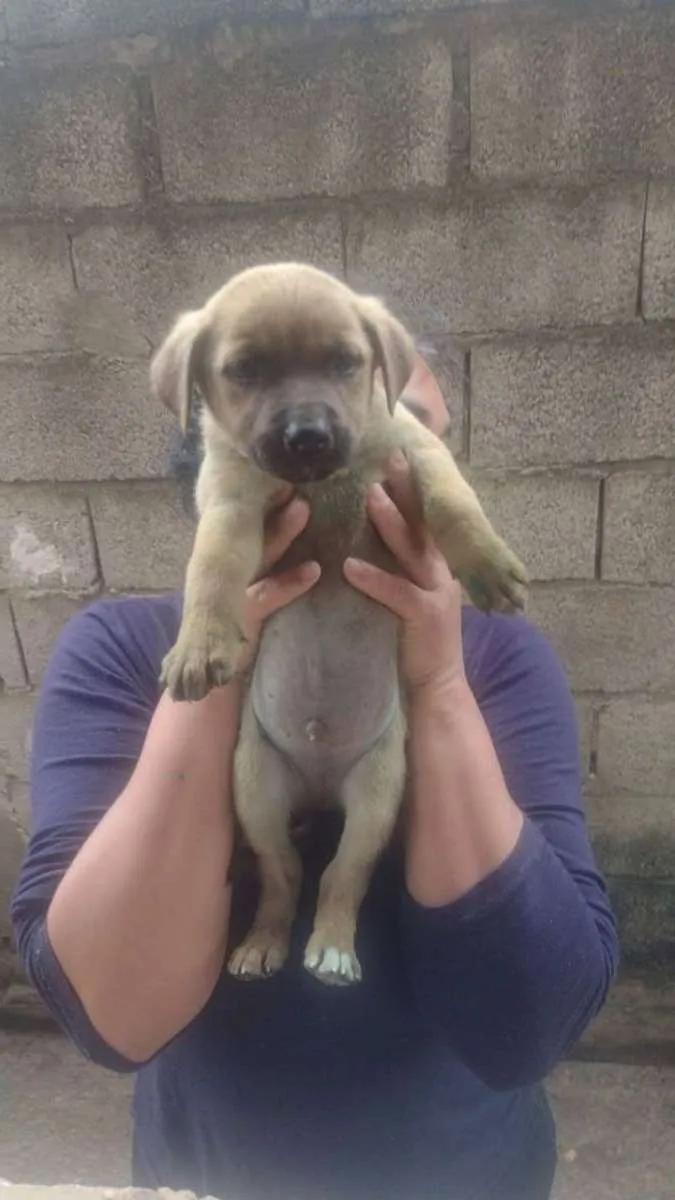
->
<box><xmin>1</xmin><ymin>0</ymin><xmax>675</xmax><ymax>986</ymax></box>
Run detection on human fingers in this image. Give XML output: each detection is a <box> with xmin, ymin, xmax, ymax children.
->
<box><xmin>365</xmin><ymin>482</ymin><xmax>445</xmax><ymax>592</ymax></box>
<box><xmin>258</xmin><ymin>495</ymin><xmax>311</xmax><ymax>574</ymax></box>
<box><xmin>343</xmin><ymin>556</ymin><xmax>423</xmax><ymax>620</ymax></box>
<box><xmin>247</xmin><ymin>560</ymin><xmax>321</xmax><ymax>626</ymax></box>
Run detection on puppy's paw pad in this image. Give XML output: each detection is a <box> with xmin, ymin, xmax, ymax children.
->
<box><xmin>227</xmin><ymin>937</ymin><xmax>287</xmax><ymax>981</ymax></box>
<box><xmin>462</xmin><ymin>544</ymin><xmax>528</xmax><ymax>616</ymax></box>
<box><xmin>304</xmin><ymin>944</ymin><xmax>362</xmax><ymax>987</ymax></box>
<box><xmin>160</xmin><ymin>625</ymin><xmax>247</xmax><ymax>702</ymax></box>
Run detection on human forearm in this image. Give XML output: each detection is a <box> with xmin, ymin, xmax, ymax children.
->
<box><xmin>405</xmin><ymin>676</ymin><xmax>523</xmax><ymax>907</ymax></box>
<box><xmin>46</xmin><ymin>685</ymin><xmax>239</xmax><ymax>1063</ymax></box>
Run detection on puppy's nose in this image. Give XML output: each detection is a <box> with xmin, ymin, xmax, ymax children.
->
<box><xmin>282</xmin><ymin>419</ymin><xmax>334</xmax><ymax>458</ymax></box>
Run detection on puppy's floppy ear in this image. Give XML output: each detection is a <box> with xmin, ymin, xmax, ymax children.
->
<box><xmin>355</xmin><ymin>295</ymin><xmax>416</xmax><ymax>414</ymax></box>
<box><xmin>150</xmin><ymin>309</ymin><xmax>210</xmax><ymax>434</ymax></box>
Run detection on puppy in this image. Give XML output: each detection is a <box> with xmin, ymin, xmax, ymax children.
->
<box><xmin>150</xmin><ymin>263</ymin><xmax>527</xmax><ymax>987</ymax></box>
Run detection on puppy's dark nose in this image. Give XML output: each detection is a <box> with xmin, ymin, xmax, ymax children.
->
<box><xmin>282</xmin><ymin>419</ymin><xmax>334</xmax><ymax>459</ymax></box>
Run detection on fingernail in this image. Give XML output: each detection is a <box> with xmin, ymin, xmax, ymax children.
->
<box><xmin>299</xmin><ymin>561</ymin><xmax>321</xmax><ymax>582</ymax></box>
<box><xmin>368</xmin><ymin>483</ymin><xmax>390</xmax><ymax>505</ymax></box>
<box><xmin>345</xmin><ymin>556</ymin><xmax>368</xmax><ymax>572</ymax></box>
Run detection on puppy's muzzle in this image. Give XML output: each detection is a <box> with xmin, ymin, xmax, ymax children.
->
<box><xmin>253</xmin><ymin>408</ymin><xmax>352</xmax><ymax>483</ymax></box>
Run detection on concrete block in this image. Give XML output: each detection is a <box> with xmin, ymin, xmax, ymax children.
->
<box><xmin>470</xmin><ymin>333</ymin><xmax>675</xmax><ymax>469</ymax></box>
<box><xmin>589</xmin><ymin>795</ymin><xmax>675</xmax><ymax>879</ymax></box>
<box><xmin>596</xmin><ymin>700</ymin><xmax>675</xmax><ymax>797</ymax></box>
<box><xmin>311</xmin><ymin>0</ymin><xmax>475</xmax><ymax>10</ymax></box>
<box><xmin>643</xmin><ymin>182</ymin><xmax>675</xmax><ymax>320</ymax></box>
<box><xmin>527</xmin><ymin>584</ymin><xmax>675</xmax><ymax>694</ymax></box>
<box><xmin>0</xmin><ymin>225</ymin><xmax>74</xmax><ymax>354</ymax></box>
<box><xmin>0</xmin><ymin>357</ymin><xmax>173</xmax><ymax>483</ymax></box>
<box><xmin>152</xmin><ymin>27</ymin><xmax>454</xmax><ymax>204</ymax></box>
<box><xmin>0</xmin><ymin>486</ymin><xmax>96</xmax><ymax>590</ymax></box>
<box><xmin>603</xmin><ymin>472</ymin><xmax>675</xmax><ymax>585</ymax></box>
<box><xmin>607</xmin><ymin>878</ymin><xmax>675</xmax><ymax>965</ymax></box>
<box><xmin>0</xmin><ymin>66</ymin><xmax>142</xmax><ymax>210</ymax></box>
<box><xmin>0</xmin><ymin>600</ymin><xmax>26</xmax><ymax>690</ymax></box>
<box><xmin>5</xmin><ymin>780</ymin><xmax>30</xmax><ymax>837</ymax></box>
<box><xmin>574</xmin><ymin>695</ymin><xmax>594</xmax><ymax>783</ymax></box>
<box><xmin>0</xmin><ymin>807</ymin><xmax>26</xmax><ymax>937</ymax></box>
<box><xmin>0</xmin><ymin>693</ymin><xmax>35</xmax><ymax>783</ymax></box>
<box><xmin>10</xmin><ymin>594</ymin><xmax>90</xmax><ymax>686</ymax></box>
<box><xmin>473</xmin><ymin>471</ymin><xmax>599</xmax><ymax>581</ymax></box>
<box><xmin>72</xmin><ymin>210</ymin><xmax>344</xmax><ymax>348</ymax></box>
<box><xmin>345</xmin><ymin>186</ymin><xmax>644</xmax><ymax>335</ymax></box>
<box><xmin>472</xmin><ymin>15</ymin><xmax>675</xmax><ymax>181</ymax></box>
<box><xmin>89</xmin><ymin>482</ymin><xmax>195</xmax><ymax>591</ymax></box>
<box><xmin>6</xmin><ymin>0</ymin><xmax>302</xmax><ymax>44</ymax></box>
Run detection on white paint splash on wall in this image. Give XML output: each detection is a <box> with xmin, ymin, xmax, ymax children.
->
<box><xmin>10</xmin><ymin>523</ymin><xmax>72</xmax><ymax>585</ymax></box>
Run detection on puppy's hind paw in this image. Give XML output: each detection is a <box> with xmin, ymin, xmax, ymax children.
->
<box><xmin>227</xmin><ymin>933</ymin><xmax>288</xmax><ymax>981</ymax></box>
<box><xmin>304</xmin><ymin>937</ymin><xmax>362</xmax><ymax>987</ymax></box>
<box><xmin>160</xmin><ymin>623</ymin><xmax>247</xmax><ymax>702</ymax></box>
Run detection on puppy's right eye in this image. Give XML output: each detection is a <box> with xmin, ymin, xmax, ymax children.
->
<box><xmin>223</xmin><ymin>357</ymin><xmax>263</xmax><ymax>386</ymax></box>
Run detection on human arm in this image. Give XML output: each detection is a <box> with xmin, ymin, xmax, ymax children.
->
<box><xmin>11</xmin><ymin>498</ymin><xmax>319</xmax><ymax>1068</ymax></box>
<box><xmin>344</xmin><ymin>462</ymin><xmax>619</xmax><ymax>1090</ymax></box>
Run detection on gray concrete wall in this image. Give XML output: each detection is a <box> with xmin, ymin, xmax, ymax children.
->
<box><xmin>1</xmin><ymin>0</ymin><xmax>675</xmax><ymax>984</ymax></box>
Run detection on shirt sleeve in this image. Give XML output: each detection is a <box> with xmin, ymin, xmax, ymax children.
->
<box><xmin>10</xmin><ymin>596</ymin><xmax>177</xmax><ymax>1072</ymax></box>
<box><xmin>398</xmin><ymin>612</ymin><xmax>620</xmax><ymax>1091</ymax></box>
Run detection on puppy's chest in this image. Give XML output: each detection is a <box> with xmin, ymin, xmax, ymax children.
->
<box><xmin>290</xmin><ymin>469</ymin><xmax>388</xmax><ymax>572</ymax></box>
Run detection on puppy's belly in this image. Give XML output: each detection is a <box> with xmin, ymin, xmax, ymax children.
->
<box><xmin>249</xmin><ymin>576</ymin><xmax>400</xmax><ymax>795</ymax></box>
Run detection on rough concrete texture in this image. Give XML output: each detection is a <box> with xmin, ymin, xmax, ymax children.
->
<box><xmin>5</xmin><ymin>0</ymin><xmax>302</xmax><ymax>45</ymax></box>
<box><xmin>72</xmin><ymin>211</ymin><xmax>344</xmax><ymax>347</ymax></box>
<box><xmin>89</xmin><ymin>483</ymin><xmax>194</xmax><ymax>591</ymax></box>
<box><xmin>152</xmin><ymin>27</ymin><xmax>456</xmax><ymax>204</ymax></box>
<box><xmin>470</xmin><ymin>332</ymin><xmax>675</xmax><ymax>468</ymax></box>
<box><xmin>0</xmin><ymin>225</ymin><xmax>75</xmax><ymax>355</ymax></box>
<box><xmin>588</xmin><ymin>794</ymin><xmax>675</xmax><ymax>879</ymax></box>
<box><xmin>0</xmin><ymin>808</ymin><xmax>26</xmax><ymax>936</ymax></box>
<box><xmin>0</xmin><ymin>487</ymin><xmax>96</xmax><ymax>591</ymax></box>
<box><xmin>0</xmin><ymin>67</ymin><xmax>142</xmax><ymax>211</ymax></box>
<box><xmin>346</xmin><ymin>186</ymin><xmax>644</xmax><ymax>335</ymax></box>
<box><xmin>0</xmin><ymin>358</ymin><xmax>172</xmax><ymax>483</ymax></box>
<box><xmin>311</xmin><ymin>0</ymin><xmax>481</xmax><ymax>13</ymax></box>
<box><xmin>9</xmin><ymin>594</ymin><xmax>89</xmax><ymax>687</ymax></box>
<box><xmin>527</xmin><ymin>584</ymin><xmax>675</xmax><ymax>694</ymax></box>
<box><xmin>473</xmin><ymin>471</ymin><xmax>599</xmax><ymax>581</ymax></box>
<box><xmin>643</xmin><ymin>181</ymin><xmax>675</xmax><ymax>320</ymax></box>
<box><xmin>607</xmin><ymin>878</ymin><xmax>675</xmax><ymax>965</ymax></box>
<box><xmin>602</xmin><ymin>471</ymin><xmax>675</xmax><ymax>584</ymax></box>
<box><xmin>0</xmin><ymin>1028</ymin><xmax>674</xmax><ymax>1200</ymax></box>
<box><xmin>472</xmin><ymin>14</ymin><xmax>675</xmax><ymax>181</ymax></box>
<box><xmin>0</xmin><ymin>599</ymin><xmax>26</xmax><ymax>690</ymax></box>
<box><xmin>595</xmin><ymin>699</ymin><xmax>675</xmax><ymax>796</ymax></box>
<box><xmin>0</xmin><ymin>692</ymin><xmax>35</xmax><ymax>784</ymax></box>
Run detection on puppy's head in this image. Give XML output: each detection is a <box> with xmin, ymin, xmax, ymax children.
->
<box><xmin>150</xmin><ymin>263</ymin><xmax>415</xmax><ymax>484</ymax></box>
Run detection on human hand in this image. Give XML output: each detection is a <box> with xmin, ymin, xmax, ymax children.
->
<box><xmin>343</xmin><ymin>452</ymin><xmax>465</xmax><ymax>697</ymax></box>
<box><xmin>237</xmin><ymin>492</ymin><xmax>320</xmax><ymax>673</ymax></box>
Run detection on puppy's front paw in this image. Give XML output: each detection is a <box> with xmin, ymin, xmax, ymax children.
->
<box><xmin>459</xmin><ymin>537</ymin><xmax>528</xmax><ymax>615</ymax></box>
<box><xmin>228</xmin><ymin>932</ymin><xmax>289</xmax><ymax>981</ymax></box>
<box><xmin>160</xmin><ymin>620</ymin><xmax>247</xmax><ymax>701</ymax></box>
<box><xmin>304</xmin><ymin>932</ymin><xmax>362</xmax><ymax>987</ymax></box>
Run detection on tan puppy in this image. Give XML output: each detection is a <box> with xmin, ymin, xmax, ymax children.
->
<box><xmin>151</xmin><ymin>263</ymin><xmax>527</xmax><ymax>987</ymax></box>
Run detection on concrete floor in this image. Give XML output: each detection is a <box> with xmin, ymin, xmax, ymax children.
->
<box><xmin>0</xmin><ymin>1029</ymin><xmax>673</xmax><ymax>1198</ymax></box>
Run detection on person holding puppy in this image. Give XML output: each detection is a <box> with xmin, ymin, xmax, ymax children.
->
<box><xmin>12</xmin><ymin>351</ymin><xmax>618</xmax><ymax>1200</ymax></box>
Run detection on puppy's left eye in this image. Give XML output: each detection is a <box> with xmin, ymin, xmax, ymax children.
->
<box><xmin>326</xmin><ymin>349</ymin><xmax>362</xmax><ymax>378</ymax></box>
<box><xmin>223</xmin><ymin>356</ymin><xmax>263</xmax><ymax>386</ymax></box>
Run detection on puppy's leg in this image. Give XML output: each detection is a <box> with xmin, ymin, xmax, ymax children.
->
<box><xmin>304</xmin><ymin>706</ymin><xmax>406</xmax><ymax>986</ymax></box>
<box><xmin>161</xmin><ymin>498</ymin><xmax>268</xmax><ymax>701</ymax></box>
<box><xmin>228</xmin><ymin>699</ymin><xmax>304</xmax><ymax>980</ymax></box>
<box><xmin>395</xmin><ymin>416</ymin><xmax>527</xmax><ymax>612</ymax></box>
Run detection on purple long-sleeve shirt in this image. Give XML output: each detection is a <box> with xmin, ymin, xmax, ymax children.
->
<box><xmin>11</xmin><ymin>594</ymin><xmax>619</xmax><ymax>1200</ymax></box>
